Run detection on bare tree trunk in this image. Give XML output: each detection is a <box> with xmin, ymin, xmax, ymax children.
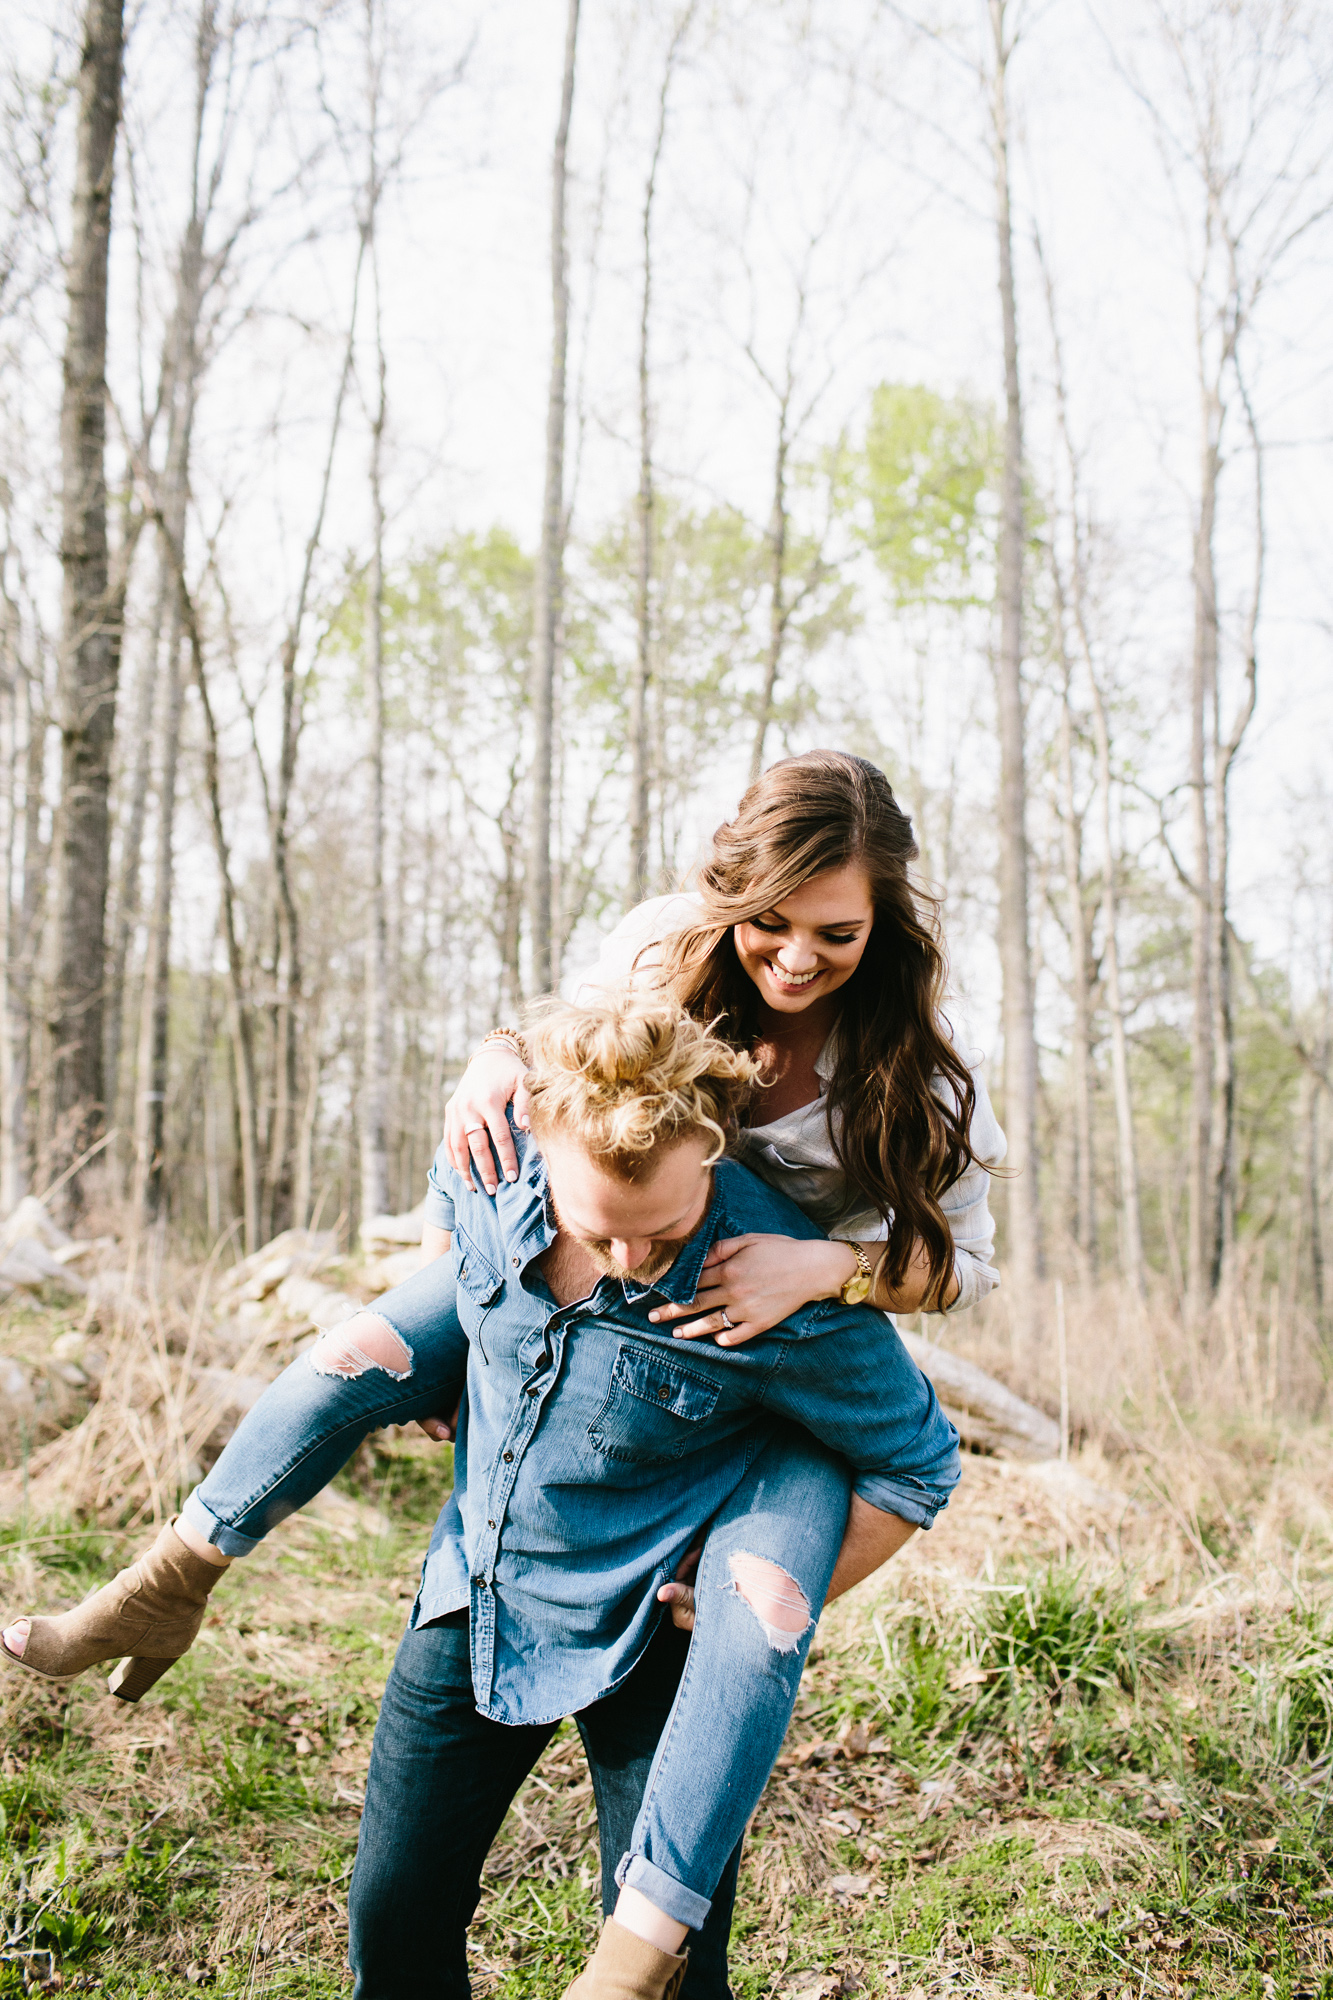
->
<box><xmin>258</xmin><ymin>235</ymin><xmax>367</xmax><ymax>1236</ymax></box>
<box><xmin>498</xmin><ymin>766</ymin><xmax>525</xmax><ymax>1015</ymax></box>
<box><xmin>1208</xmin><ymin>372</ymin><xmax>1263</xmax><ymax>1290</ymax></box>
<box><xmin>1038</xmin><ymin>171</ymin><xmax>1146</xmax><ymax>1307</ymax></box>
<box><xmin>265</xmin><ymin>691</ymin><xmax>300</xmax><ymax>1238</ymax></box>
<box><xmin>989</xmin><ymin>0</ymin><xmax>1040</xmax><ymax>1297</ymax></box>
<box><xmin>1306</xmin><ymin>1069</ymin><xmax>1326</xmax><ymax>1321</ymax></box>
<box><xmin>182</xmin><ymin>586</ymin><xmax>260</xmax><ymax>1252</ymax></box>
<box><xmin>0</xmin><ymin>560</ymin><xmax>20</xmax><ymax>1213</ymax></box>
<box><xmin>131</xmin><ymin>1</ymin><xmax>216</xmax><ymax>1223</ymax></box>
<box><xmin>1087</xmin><ymin>671</ymin><xmax>1145</xmax><ymax>1297</ymax></box>
<box><xmin>10</xmin><ymin>655</ymin><xmax>49</xmax><ymax>1203</ymax></box>
<box><xmin>359</xmin><ymin>8</ymin><xmax>390</xmax><ymax>1225</ymax></box>
<box><xmin>1187</xmin><ymin>395</ymin><xmax>1220</xmax><ymax>1317</ymax></box>
<box><xmin>1057</xmin><ymin>672</ymin><xmax>1095</xmax><ymax>1265</ymax></box>
<box><xmin>529</xmin><ymin>0</ymin><xmax>579</xmax><ymax>992</ymax></box>
<box><xmin>629</xmin><ymin>9</ymin><xmax>691</xmax><ymax>906</ymax></box>
<box><xmin>104</xmin><ymin>569</ymin><xmax>165</xmax><ymax>1129</ymax></box>
<box><xmin>749</xmin><ymin>414</ymin><xmax>790</xmax><ymax>786</ymax></box>
<box><xmin>294</xmin><ymin>993</ymin><xmax>323</xmax><ymax>1231</ymax></box>
<box><xmin>132</xmin><ymin>616</ymin><xmax>183</xmax><ymax>1221</ymax></box>
<box><xmin>49</xmin><ymin>0</ymin><xmax>126</xmax><ymax>1188</ymax></box>
<box><xmin>629</xmin><ymin>155</ymin><xmax>657</xmax><ymax>906</ymax></box>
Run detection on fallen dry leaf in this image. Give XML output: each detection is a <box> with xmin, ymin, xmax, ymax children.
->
<box><xmin>829</xmin><ymin>1874</ymin><xmax>873</xmax><ymax>1896</ymax></box>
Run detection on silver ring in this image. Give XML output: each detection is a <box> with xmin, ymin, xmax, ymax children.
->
<box><xmin>719</xmin><ymin>1309</ymin><xmax>735</xmax><ymax>1331</ymax></box>
<box><xmin>465</xmin><ymin>1126</ymin><xmax>487</xmax><ymax>1139</ymax></box>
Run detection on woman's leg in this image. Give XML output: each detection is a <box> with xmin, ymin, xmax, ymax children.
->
<box><xmin>614</xmin><ymin>1425</ymin><xmax>851</xmax><ymax>1937</ymax></box>
<box><xmin>2</xmin><ymin>1257</ymin><xmax>470</xmax><ymax>1687</ymax></box>
<box><xmin>182</xmin><ymin>1257</ymin><xmax>468</xmax><ymax>1555</ymax></box>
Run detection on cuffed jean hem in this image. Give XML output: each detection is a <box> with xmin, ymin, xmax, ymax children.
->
<box><xmin>614</xmin><ymin>1851</ymin><xmax>711</xmax><ymax>1931</ymax></box>
<box><xmin>181</xmin><ymin>1489</ymin><xmax>263</xmax><ymax>1559</ymax></box>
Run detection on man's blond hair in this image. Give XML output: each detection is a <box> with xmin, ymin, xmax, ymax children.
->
<box><xmin>525</xmin><ymin>994</ymin><xmax>760</xmax><ymax>1177</ymax></box>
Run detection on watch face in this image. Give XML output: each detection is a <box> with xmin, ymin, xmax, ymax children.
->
<box><xmin>842</xmin><ymin>1274</ymin><xmax>872</xmax><ymax>1304</ymax></box>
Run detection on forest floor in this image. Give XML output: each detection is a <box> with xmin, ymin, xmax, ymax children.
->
<box><xmin>5</xmin><ymin>1300</ymin><xmax>1333</xmax><ymax>2000</ymax></box>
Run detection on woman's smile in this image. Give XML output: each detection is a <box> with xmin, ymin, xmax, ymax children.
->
<box><xmin>733</xmin><ymin>860</ymin><xmax>875</xmax><ymax>1016</ymax></box>
<box><xmin>761</xmin><ymin>962</ymin><xmax>823</xmax><ymax>995</ymax></box>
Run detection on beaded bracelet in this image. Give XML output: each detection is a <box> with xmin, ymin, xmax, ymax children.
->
<box><xmin>482</xmin><ymin>1026</ymin><xmax>529</xmax><ymax>1064</ymax></box>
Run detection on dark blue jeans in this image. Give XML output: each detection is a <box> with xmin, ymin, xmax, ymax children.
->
<box><xmin>348</xmin><ymin>1612</ymin><xmax>741</xmax><ymax>2000</ymax></box>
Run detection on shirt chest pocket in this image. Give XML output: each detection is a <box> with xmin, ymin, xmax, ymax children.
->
<box><xmin>589</xmin><ymin>1345</ymin><xmax>720</xmax><ymax>1466</ymax></box>
<box><xmin>455</xmin><ymin>1229</ymin><xmax>504</xmax><ymax>1357</ymax></box>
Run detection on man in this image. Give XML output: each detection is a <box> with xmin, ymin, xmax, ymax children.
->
<box><xmin>346</xmin><ymin>994</ymin><xmax>960</xmax><ymax>2000</ymax></box>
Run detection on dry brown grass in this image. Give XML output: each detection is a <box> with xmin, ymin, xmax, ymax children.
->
<box><xmin>5</xmin><ymin>1232</ymin><xmax>1333</xmax><ymax>1996</ymax></box>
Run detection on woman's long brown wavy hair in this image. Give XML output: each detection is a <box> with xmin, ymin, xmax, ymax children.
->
<box><xmin>658</xmin><ymin>749</ymin><xmax>977</xmax><ymax>1307</ymax></box>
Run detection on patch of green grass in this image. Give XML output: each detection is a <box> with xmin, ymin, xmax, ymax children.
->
<box><xmin>975</xmin><ymin>1564</ymin><xmax>1151</xmax><ymax>1703</ymax></box>
<box><xmin>485</xmin><ymin>1875</ymin><xmax>601</xmax><ymax>1998</ymax></box>
<box><xmin>8</xmin><ymin>1469</ymin><xmax>1333</xmax><ymax>1999</ymax></box>
<box><xmin>334</xmin><ymin>1434</ymin><xmax>454</xmax><ymax>1525</ymax></box>
<box><xmin>0</xmin><ymin>1767</ymin><xmax>67</xmax><ymax>1849</ymax></box>
<box><xmin>211</xmin><ymin>1729</ymin><xmax>319</xmax><ymax>1820</ymax></box>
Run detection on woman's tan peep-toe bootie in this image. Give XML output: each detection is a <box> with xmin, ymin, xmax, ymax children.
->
<box><xmin>561</xmin><ymin>1920</ymin><xmax>688</xmax><ymax>2000</ymax></box>
<box><xmin>1</xmin><ymin>1519</ymin><xmax>226</xmax><ymax>1702</ymax></box>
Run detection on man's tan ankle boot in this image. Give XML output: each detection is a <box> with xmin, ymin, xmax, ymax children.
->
<box><xmin>561</xmin><ymin>1917</ymin><xmax>689</xmax><ymax>2000</ymax></box>
<box><xmin>1</xmin><ymin>1518</ymin><xmax>228</xmax><ymax>1702</ymax></box>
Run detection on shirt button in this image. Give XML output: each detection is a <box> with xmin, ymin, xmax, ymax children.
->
<box><xmin>473</xmin><ymin>1576</ymin><xmax>488</xmax><ymax>1591</ymax></box>
<box><xmin>487</xmin><ymin>1519</ymin><xmax>495</xmax><ymax>1529</ymax></box>
<box><xmin>512</xmin><ymin>1255</ymin><xmax>521</xmax><ymax>1267</ymax></box>
<box><xmin>503</xmin><ymin>1450</ymin><xmax>514</xmax><ymax>1462</ymax></box>
<box><xmin>656</xmin><ymin>1385</ymin><xmax>669</xmax><ymax>1401</ymax></box>
<box><xmin>526</xmin><ymin>1383</ymin><xmax>540</xmax><ymax>1396</ymax></box>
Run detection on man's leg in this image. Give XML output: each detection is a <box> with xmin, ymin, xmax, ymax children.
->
<box><xmin>348</xmin><ymin>1611</ymin><xmax>557</xmax><ymax>2000</ymax></box>
<box><xmin>576</xmin><ymin>1621</ymin><xmax>741</xmax><ymax>2000</ymax></box>
<box><xmin>618</xmin><ymin>1431</ymin><xmax>850</xmax><ymax>1924</ymax></box>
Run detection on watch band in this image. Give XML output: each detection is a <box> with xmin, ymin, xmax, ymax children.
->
<box><xmin>839</xmin><ymin>1242</ymin><xmax>874</xmax><ymax>1306</ymax></box>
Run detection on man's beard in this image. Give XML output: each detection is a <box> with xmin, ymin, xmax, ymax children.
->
<box><xmin>578</xmin><ymin>1236</ymin><xmax>679</xmax><ymax>1284</ymax></box>
<box><xmin>548</xmin><ymin>1184</ymin><xmax>711</xmax><ymax>1285</ymax></box>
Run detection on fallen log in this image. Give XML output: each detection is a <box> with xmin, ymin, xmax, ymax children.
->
<box><xmin>896</xmin><ymin>1330</ymin><xmax>1060</xmax><ymax>1460</ymax></box>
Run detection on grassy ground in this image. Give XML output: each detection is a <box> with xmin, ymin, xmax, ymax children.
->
<box><xmin>5</xmin><ymin>1420</ymin><xmax>1333</xmax><ymax>2000</ymax></box>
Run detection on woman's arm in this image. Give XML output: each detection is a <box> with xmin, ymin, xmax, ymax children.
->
<box><xmin>440</xmin><ymin>894</ymin><xmax>695</xmax><ymax>1194</ymax></box>
<box><xmin>442</xmin><ymin>1046</ymin><xmax>530</xmax><ymax>1193</ymax></box>
<box><xmin>648</xmin><ymin>1231</ymin><xmax>956</xmax><ymax>1346</ymax></box>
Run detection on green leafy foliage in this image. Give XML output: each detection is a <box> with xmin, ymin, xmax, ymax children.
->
<box><xmin>860</xmin><ymin>382</ymin><xmax>999</xmax><ymax>607</ymax></box>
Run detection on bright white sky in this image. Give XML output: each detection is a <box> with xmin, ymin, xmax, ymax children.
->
<box><xmin>5</xmin><ymin>0</ymin><xmax>1332</xmax><ymax>1044</ymax></box>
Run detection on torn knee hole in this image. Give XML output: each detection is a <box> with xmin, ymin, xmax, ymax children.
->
<box><xmin>725</xmin><ymin>1551</ymin><xmax>813</xmax><ymax>1653</ymax></box>
<box><xmin>309</xmin><ymin>1313</ymin><xmax>414</xmax><ymax>1381</ymax></box>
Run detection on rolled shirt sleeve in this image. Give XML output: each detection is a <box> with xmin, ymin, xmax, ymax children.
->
<box><xmin>422</xmin><ymin>1139</ymin><xmax>458</xmax><ymax>1236</ymax></box>
<box><xmin>758</xmin><ymin>1310</ymin><xmax>961</xmax><ymax>1527</ymax></box>
<box><xmin>939</xmin><ymin>1062</ymin><xmax>1006</xmax><ymax>1312</ymax></box>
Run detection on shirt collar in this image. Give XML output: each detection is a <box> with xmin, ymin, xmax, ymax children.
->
<box><xmin>521</xmin><ymin>1147</ymin><xmax>724</xmax><ymax>1309</ymax></box>
<box><xmin>813</xmin><ymin>1030</ymin><xmax>838</xmax><ymax>1087</ymax></box>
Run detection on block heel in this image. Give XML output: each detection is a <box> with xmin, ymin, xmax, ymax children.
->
<box><xmin>108</xmin><ymin>1653</ymin><xmax>176</xmax><ymax>1702</ymax></box>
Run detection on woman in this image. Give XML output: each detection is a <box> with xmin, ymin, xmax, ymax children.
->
<box><xmin>447</xmin><ymin>751</ymin><xmax>1000</xmax><ymax>1346</ymax></box>
<box><xmin>3</xmin><ymin>750</ymin><xmax>1002</xmax><ymax>1998</ymax></box>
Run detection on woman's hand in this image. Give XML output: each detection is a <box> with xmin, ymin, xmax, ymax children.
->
<box><xmin>443</xmin><ymin>1047</ymin><xmax>532</xmax><ymax>1194</ymax></box>
<box><xmin>648</xmin><ymin>1234</ymin><xmax>859</xmax><ymax>1346</ymax></box>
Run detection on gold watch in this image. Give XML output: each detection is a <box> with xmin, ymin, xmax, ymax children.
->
<box><xmin>839</xmin><ymin>1243</ymin><xmax>873</xmax><ymax>1305</ymax></box>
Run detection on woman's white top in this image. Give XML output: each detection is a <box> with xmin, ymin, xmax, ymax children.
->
<box><xmin>572</xmin><ymin>893</ymin><xmax>1006</xmax><ymax>1313</ymax></box>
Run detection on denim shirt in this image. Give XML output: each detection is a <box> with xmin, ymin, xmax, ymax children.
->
<box><xmin>416</xmin><ymin>1130</ymin><xmax>960</xmax><ymax>1727</ymax></box>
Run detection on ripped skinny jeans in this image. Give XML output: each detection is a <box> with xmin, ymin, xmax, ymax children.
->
<box><xmin>182</xmin><ymin>1266</ymin><xmax>850</xmax><ymax>1931</ymax></box>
